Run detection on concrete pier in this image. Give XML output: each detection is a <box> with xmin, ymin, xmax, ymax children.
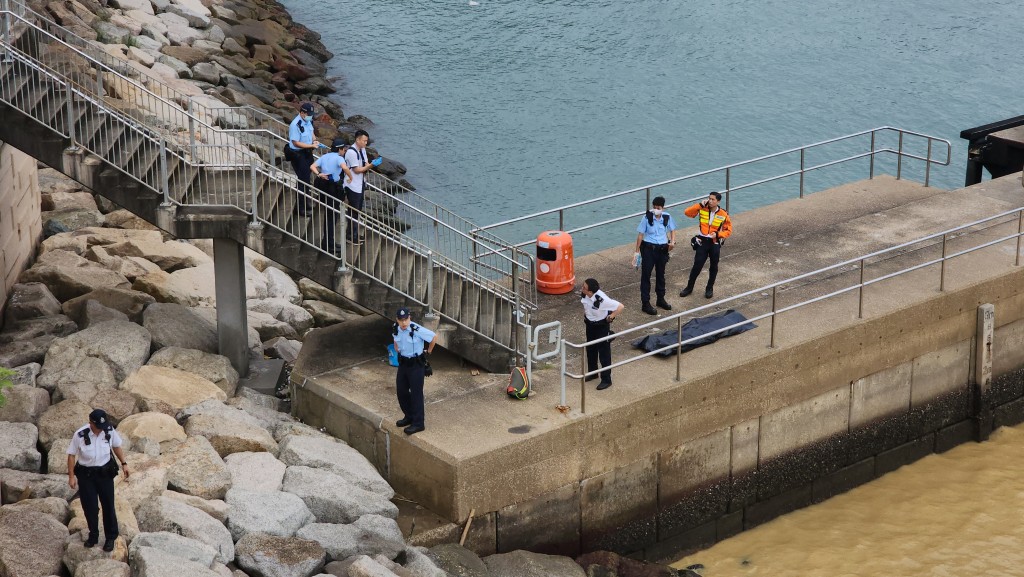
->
<box><xmin>292</xmin><ymin>172</ymin><xmax>1024</xmax><ymax>558</ymax></box>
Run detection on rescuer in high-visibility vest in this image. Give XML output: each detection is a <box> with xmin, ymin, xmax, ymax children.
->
<box><xmin>679</xmin><ymin>191</ymin><xmax>733</xmax><ymax>300</ymax></box>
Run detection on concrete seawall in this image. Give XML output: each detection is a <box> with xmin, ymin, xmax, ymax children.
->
<box><xmin>293</xmin><ymin>173</ymin><xmax>1024</xmax><ymax>559</ymax></box>
<box><xmin>0</xmin><ymin>142</ymin><xmax>41</xmax><ymax>320</ymax></box>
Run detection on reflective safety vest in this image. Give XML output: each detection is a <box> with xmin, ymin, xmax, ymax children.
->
<box><xmin>684</xmin><ymin>203</ymin><xmax>732</xmax><ymax>240</ymax></box>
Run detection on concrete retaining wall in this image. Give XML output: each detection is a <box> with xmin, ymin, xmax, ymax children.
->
<box><xmin>0</xmin><ymin>142</ymin><xmax>41</xmax><ymax>324</ymax></box>
<box><xmin>295</xmin><ymin>234</ymin><xmax>1024</xmax><ymax>561</ymax></box>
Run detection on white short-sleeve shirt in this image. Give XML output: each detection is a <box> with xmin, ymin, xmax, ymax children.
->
<box><xmin>581</xmin><ymin>289</ymin><xmax>621</xmax><ymax>322</ymax></box>
<box><xmin>66</xmin><ymin>425</ymin><xmax>123</xmax><ymax>467</ymax></box>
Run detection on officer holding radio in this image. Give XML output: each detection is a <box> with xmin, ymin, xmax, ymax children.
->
<box><xmin>680</xmin><ymin>191</ymin><xmax>733</xmax><ymax>299</ymax></box>
<box><xmin>67</xmin><ymin>409</ymin><xmax>129</xmax><ymax>552</ymax></box>
<box><xmin>634</xmin><ymin>196</ymin><xmax>677</xmax><ymax>315</ymax></box>
<box><xmin>393</xmin><ymin>307</ymin><xmax>437</xmax><ymax>435</ymax></box>
<box><xmin>580</xmin><ymin>278</ymin><xmax>623</xmax><ymax>390</ymax></box>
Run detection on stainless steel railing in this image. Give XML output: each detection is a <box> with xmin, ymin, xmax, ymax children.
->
<box><xmin>475</xmin><ymin>127</ymin><xmax>952</xmax><ymax>254</ymax></box>
<box><xmin>558</xmin><ymin>205</ymin><xmax>1023</xmax><ymax>413</ymax></box>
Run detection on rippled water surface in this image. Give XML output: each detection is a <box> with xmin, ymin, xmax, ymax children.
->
<box><xmin>281</xmin><ymin>0</ymin><xmax>1022</xmax><ymax>235</ymax></box>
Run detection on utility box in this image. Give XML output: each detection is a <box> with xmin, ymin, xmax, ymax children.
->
<box><xmin>536</xmin><ymin>230</ymin><xmax>575</xmax><ymax>295</ymax></box>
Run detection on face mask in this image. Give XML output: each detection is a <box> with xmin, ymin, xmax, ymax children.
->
<box><xmin>652</xmin><ymin>209</ymin><xmax>663</xmax><ymax>217</ymax></box>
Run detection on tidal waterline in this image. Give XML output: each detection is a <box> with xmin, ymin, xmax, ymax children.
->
<box><xmin>673</xmin><ymin>424</ymin><xmax>1024</xmax><ymax>576</ymax></box>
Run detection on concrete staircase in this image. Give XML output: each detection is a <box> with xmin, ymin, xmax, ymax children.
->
<box><xmin>0</xmin><ymin>5</ymin><xmax>533</xmax><ymax>372</ymax></box>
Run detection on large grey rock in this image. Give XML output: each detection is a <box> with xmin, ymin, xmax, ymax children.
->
<box><xmin>188</xmin><ymin>307</ymin><xmax>263</xmax><ymax>360</ymax></box>
<box><xmin>42</xmin><ymin>207</ymin><xmax>105</xmax><ymax>232</ymax></box>
<box><xmin>346</xmin><ymin>556</ymin><xmax>404</xmax><ymax>577</ymax></box>
<box><xmin>264</xmin><ymin>267</ymin><xmax>302</xmax><ymax>305</ymax></box>
<box><xmin>278</xmin><ymin>436</ymin><xmax>393</xmax><ymax>498</ymax></box>
<box><xmin>131</xmin><ymin>545</ymin><xmax>222</xmax><ymax>577</ymax></box>
<box><xmin>235</xmin><ymin>533</ymin><xmax>327</xmax><ymax>577</ymax></box>
<box><xmin>0</xmin><ymin>469</ymin><xmax>76</xmax><ymax>503</ymax></box>
<box><xmin>147</xmin><ymin>347</ymin><xmax>239</xmax><ymax>397</ymax></box>
<box><xmin>63</xmin><ymin>533</ymin><xmax>129</xmax><ymax>575</ymax></box>
<box><xmin>264</xmin><ymin>337</ymin><xmax>302</xmax><ymax>363</ymax></box>
<box><xmin>0</xmin><ymin>336</ymin><xmax>54</xmax><ymax>368</ymax></box>
<box><xmin>398</xmin><ymin>547</ymin><xmax>448</xmax><ymax>577</ymax></box>
<box><xmin>0</xmin><ymin>314</ymin><xmax>77</xmax><ymax>345</ymax></box>
<box><xmin>19</xmin><ymin>250</ymin><xmax>131</xmax><ymax>301</ymax></box>
<box><xmin>53</xmin><ymin>379</ymin><xmax>112</xmax><ymax>405</ymax></box>
<box><xmin>144</xmin><ymin>303</ymin><xmax>219</xmax><ymax>354</ymax></box>
<box><xmin>89</xmin><ymin>388</ymin><xmax>140</xmax><ymax>424</ymax></box>
<box><xmin>162</xmin><ymin>491</ymin><xmax>229</xmax><ymax>523</ymax></box>
<box><xmin>129</xmin><ymin>531</ymin><xmax>219</xmax><ymax>569</ymax></box>
<box><xmin>248</xmin><ymin>298</ymin><xmax>315</xmax><ymax>337</ymax></box>
<box><xmin>0</xmin><ymin>385</ymin><xmax>50</xmax><ymax>424</ymax></box>
<box><xmin>8</xmin><ymin>362</ymin><xmax>41</xmax><ymax>387</ymax></box>
<box><xmin>75</xmin><ymin>558</ymin><xmax>131</xmax><ymax>577</ymax></box>
<box><xmin>102</xmin><ymin>237</ymin><xmax>211</xmax><ymax>272</ymax></box>
<box><xmin>160</xmin><ymin>436</ymin><xmax>231</xmax><ymax>499</ymax></box>
<box><xmin>118</xmin><ymin>412</ymin><xmax>186</xmax><ymax>445</ymax></box>
<box><xmin>301</xmin><ymin>300</ymin><xmax>360</xmax><ymax>327</ymax></box>
<box><xmin>0</xmin><ymin>422</ymin><xmax>42</xmax><ymax>472</ymax></box>
<box><xmin>179</xmin><ymin>399</ymin><xmax>266</xmax><ymax>428</ymax></box>
<box><xmin>225</xmin><ymin>488</ymin><xmax>315</xmax><ymax>540</ymax></box>
<box><xmin>483</xmin><ymin>551</ymin><xmax>586</xmax><ymax>577</ymax></box>
<box><xmin>111</xmin><ymin>0</ymin><xmax>154</xmax><ymax>14</ymax></box>
<box><xmin>37</xmin><ymin>399</ymin><xmax>91</xmax><ymax>447</ymax></box>
<box><xmin>121</xmin><ymin>366</ymin><xmax>227</xmax><ymax>412</ymax></box>
<box><xmin>79</xmin><ymin>299</ymin><xmax>131</xmax><ymax>328</ymax></box>
<box><xmin>184</xmin><ymin>413</ymin><xmax>279</xmax><ymax>458</ymax></box>
<box><xmin>135</xmin><ymin>496</ymin><xmax>234</xmax><ymax>563</ymax></box>
<box><xmin>4</xmin><ymin>282</ymin><xmax>61</xmax><ymax>324</ymax></box>
<box><xmin>225</xmin><ymin>452</ymin><xmax>286</xmax><ymax>492</ymax></box>
<box><xmin>115</xmin><ymin>454</ymin><xmax>169</xmax><ymax>512</ymax></box>
<box><xmin>47</xmin><ymin>437</ymin><xmax>72</xmax><ymax>474</ymax></box>
<box><xmin>0</xmin><ymin>510</ymin><xmax>68</xmax><ymax>576</ymax></box>
<box><xmin>295</xmin><ymin>516</ymin><xmax>405</xmax><ymax>562</ymax></box>
<box><xmin>248</xmin><ymin>310</ymin><xmax>299</xmax><ymax>341</ymax></box>
<box><xmin>232</xmin><ymin>387</ymin><xmax>283</xmax><ymax>413</ymax></box>
<box><xmin>0</xmin><ymin>496</ymin><xmax>70</xmax><ymax>524</ymax></box>
<box><xmin>282</xmin><ymin>466</ymin><xmax>398</xmax><ymax>524</ymax></box>
<box><xmin>38</xmin><ymin>320</ymin><xmax>151</xmax><ymax>389</ymax></box>
<box><xmin>62</xmin><ymin>287</ymin><xmax>156</xmax><ymax>324</ymax></box>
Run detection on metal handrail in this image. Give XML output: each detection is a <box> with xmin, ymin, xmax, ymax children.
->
<box><xmin>475</xmin><ymin>127</ymin><xmax>952</xmax><ymax>252</ymax></box>
<box><xmin>558</xmin><ymin>205</ymin><xmax>1023</xmax><ymax>413</ymax></box>
<box><xmin>0</xmin><ymin>12</ymin><xmax>531</xmax><ymax>355</ymax></box>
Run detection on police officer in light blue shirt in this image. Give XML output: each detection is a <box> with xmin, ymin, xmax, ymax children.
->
<box><xmin>287</xmin><ymin>102</ymin><xmax>320</xmax><ymax>215</ymax></box>
<box><xmin>633</xmin><ymin>195</ymin><xmax>677</xmax><ymax>315</ymax></box>
<box><xmin>311</xmin><ymin>139</ymin><xmax>354</xmax><ymax>254</ymax></box>
<box><xmin>392</xmin><ymin>307</ymin><xmax>437</xmax><ymax>435</ymax></box>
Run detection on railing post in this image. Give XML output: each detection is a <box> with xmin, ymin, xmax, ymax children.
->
<box><xmin>769</xmin><ymin>285</ymin><xmax>777</xmax><ymax>348</ymax></box>
<box><xmin>724</xmin><ymin>168</ymin><xmax>731</xmax><ymax>212</ymax></box>
<box><xmin>580</xmin><ymin>349</ymin><xmax>587</xmax><ymax>415</ymax></box>
<box><xmin>645</xmin><ymin>187</ymin><xmax>651</xmax><ymax>212</ymax></box>
<box><xmin>470</xmin><ymin>231</ymin><xmax>479</xmax><ymax>274</ymax></box>
<box><xmin>268</xmin><ymin>133</ymin><xmax>275</xmax><ymax>167</ymax></box>
<box><xmin>1017</xmin><ymin>210</ymin><xmax>1023</xmax><ymax>267</ymax></box>
<box><xmin>869</xmin><ymin>130</ymin><xmax>876</xmax><ymax>180</ymax></box>
<box><xmin>858</xmin><ymin>258</ymin><xmax>865</xmax><ymax>319</ymax></box>
<box><xmin>896</xmin><ymin>131</ymin><xmax>903</xmax><ymax>180</ymax></box>
<box><xmin>559</xmin><ymin>343</ymin><xmax>567</xmax><ymax>408</ymax></box>
<box><xmin>249</xmin><ymin>158</ymin><xmax>258</xmax><ymax>225</ymax></box>
<box><xmin>95</xmin><ymin>65</ymin><xmax>103</xmax><ymax>100</ymax></box>
<box><xmin>939</xmin><ymin>233</ymin><xmax>947</xmax><ymax>292</ymax></box>
<box><xmin>159</xmin><ymin>136</ymin><xmax>170</xmax><ymax>204</ymax></box>
<box><xmin>511</xmin><ymin>266</ymin><xmax>519</xmax><ymax>355</ymax></box>
<box><xmin>64</xmin><ymin>84</ymin><xmax>78</xmax><ymax>150</ymax></box>
<box><xmin>924</xmin><ymin>139</ymin><xmax>932</xmax><ymax>188</ymax></box>
<box><xmin>434</xmin><ymin>206</ymin><xmax>440</xmax><ymax>250</ymax></box>
<box><xmin>426</xmin><ymin>250</ymin><xmax>436</xmax><ymax>318</ymax></box>
<box><xmin>188</xmin><ymin>100</ymin><xmax>196</xmax><ymax>161</ymax></box>
<box><xmin>1</xmin><ymin>0</ymin><xmax>10</xmax><ymax>51</ymax></box>
<box><xmin>558</xmin><ymin>209</ymin><xmax>564</xmax><ymax>232</ymax></box>
<box><xmin>675</xmin><ymin>315</ymin><xmax>682</xmax><ymax>381</ymax></box>
<box><xmin>799</xmin><ymin>148</ymin><xmax>805</xmax><ymax>199</ymax></box>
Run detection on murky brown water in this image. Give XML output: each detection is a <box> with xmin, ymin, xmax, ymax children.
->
<box><xmin>674</xmin><ymin>424</ymin><xmax>1024</xmax><ymax>576</ymax></box>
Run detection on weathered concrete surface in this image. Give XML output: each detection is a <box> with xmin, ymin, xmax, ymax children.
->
<box><xmin>293</xmin><ymin>173</ymin><xmax>1024</xmax><ymax>555</ymax></box>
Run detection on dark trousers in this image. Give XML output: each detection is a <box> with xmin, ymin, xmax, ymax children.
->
<box><xmin>317</xmin><ymin>178</ymin><xmax>344</xmax><ymax>250</ymax></box>
<box><xmin>396</xmin><ymin>360</ymin><xmax>425</xmax><ymax>427</ymax></box>
<box><xmin>685</xmin><ymin>240</ymin><xmax>721</xmax><ymax>291</ymax></box>
<box><xmin>289</xmin><ymin>149</ymin><xmax>314</xmax><ymax>212</ymax></box>
<box><xmin>640</xmin><ymin>242</ymin><xmax>670</xmax><ymax>305</ymax></box>
<box><xmin>345</xmin><ymin>188</ymin><xmax>364</xmax><ymax>241</ymax></box>
<box><xmin>585</xmin><ymin>320</ymin><xmax>612</xmax><ymax>384</ymax></box>
<box><xmin>76</xmin><ymin>465</ymin><xmax>118</xmax><ymax>541</ymax></box>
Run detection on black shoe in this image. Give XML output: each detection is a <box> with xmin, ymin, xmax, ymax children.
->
<box><xmin>642</xmin><ymin>303</ymin><xmax>657</xmax><ymax>315</ymax></box>
<box><xmin>584</xmin><ymin>375</ymin><xmax>597</xmax><ymax>382</ymax></box>
<box><xmin>679</xmin><ymin>287</ymin><xmax>693</xmax><ymax>297</ymax></box>
<box><xmin>404</xmin><ymin>424</ymin><xmax>425</xmax><ymax>435</ymax></box>
<box><xmin>84</xmin><ymin>536</ymin><xmax>98</xmax><ymax>548</ymax></box>
<box><xmin>705</xmin><ymin>288</ymin><xmax>714</xmax><ymax>299</ymax></box>
<box><xmin>656</xmin><ymin>299</ymin><xmax>672</xmax><ymax>310</ymax></box>
<box><xmin>596</xmin><ymin>381</ymin><xmax>612</xmax><ymax>390</ymax></box>
<box><xmin>103</xmin><ymin>538</ymin><xmax>116</xmax><ymax>552</ymax></box>
<box><xmin>396</xmin><ymin>417</ymin><xmax>412</xmax><ymax>427</ymax></box>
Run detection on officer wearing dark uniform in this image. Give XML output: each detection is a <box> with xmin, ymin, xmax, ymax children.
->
<box><xmin>287</xmin><ymin>102</ymin><xmax>320</xmax><ymax>215</ymax></box>
<box><xmin>580</xmin><ymin>278</ymin><xmax>624</xmax><ymax>390</ymax></box>
<box><xmin>634</xmin><ymin>195</ymin><xmax>677</xmax><ymax>315</ymax></box>
<box><xmin>66</xmin><ymin>409</ymin><xmax>129</xmax><ymax>552</ymax></box>
<box><xmin>393</xmin><ymin>307</ymin><xmax>437</xmax><ymax>435</ymax></box>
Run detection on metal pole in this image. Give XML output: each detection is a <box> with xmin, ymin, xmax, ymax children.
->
<box><xmin>426</xmin><ymin>251</ymin><xmax>435</xmax><ymax>318</ymax></box>
<box><xmin>470</xmin><ymin>231</ymin><xmax>479</xmax><ymax>274</ymax></box>
<box><xmin>558</xmin><ymin>209</ymin><xmax>564</xmax><ymax>232</ymax></box>
<box><xmin>268</xmin><ymin>133</ymin><xmax>275</xmax><ymax>167</ymax></box>
<box><xmin>769</xmin><ymin>285</ymin><xmax>777</xmax><ymax>348</ymax></box>
<box><xmin>159</xmin><ymin>136</ymin><xmax>170</xmax><ymax>204</ymax></box>
<box><xmin>675</xmin><ymin>315</ymin><xmax>682</xmax><ymax>381</ymax></box>
<box><xmin>799</xmin><ymin>148</ymin><xmax>805</xmax><ymax>198</ymax></box>
<box><xmin>896</xmin><ymin>131</ymin><xmax>904</xmax><ymax>180</ymax></box>
<box><xmin>858</xmin><ymin>258</ymin><xmax>865</xmax><ymax>319</ymax></box>
<box><xmin>580</xmin><ymin>350</ymin><xmax>586</xmax><ymax>414</ymax></box>
<box><xmin>724</xmin><ymin>168</ymin><xmax>731</xmax><ymax>212</ymax></box>
<box><xmin>645</xmin><ymin>187</ymin><xmax>651</xmax><ymax>211</ymax></box>
<box><xmin>511</xmin><ymin>272</ymin><xmax>519</xmax><ymax>357</ymax></box>
<box><xmin>1017</xmin><ymin>210</ymin><xmax>1023</xmax><ymax>267</ymax></box>
<box><xmin>433</xmin><ymin>206</ymin><xmax>440</xmax><ymax>250</ymax></box>
<box><xmin>924</xmin><ymin>139</ymin><xmax>932</xmax><ymax>188</ymax></box>
<box><xmin>249</xmin><ymin>159</ymin><xmax>258</xmax><ymax>224</ymax></box>
<box><xmin>188</xmin><ymin>101</ymin><xmax>196</xmax><ymax>161</ymax></box>
<box><xmin>95</xmin><ymin>65</ymin><xmax>103</xmax><ymax>99</ymax></box>
<box><xmin>939</xmin><ymin>233</ymin><xmax>947</xmax><ymax>292</ymax></box>
<box><xmin>559</xmin><ymin>343</ymin><xmax>567</xmax><ymax>408</ymax></box>
<box><xmin>64</xmin><ymin>86</ymin><xmax>77</xmax><ymax>149</ymax></box>
<box><xmin>869</xmin><ymin>131</ymin><xmax>875</xmax><ymax>179</ymax></box>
